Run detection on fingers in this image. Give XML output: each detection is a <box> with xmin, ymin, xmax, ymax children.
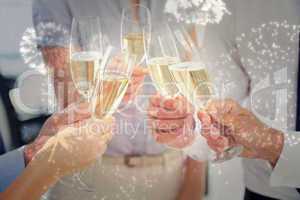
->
<box><xmin>131</xmin><ymin>67</ymin><xmax>148</xmax><ymax>76</ymax></box>
<box><xmin>154</xmin><ymin>129</ymin><xmax>183</xmax><ymax>144</ymax></box>
<box><xmin>149</xmin><ymin>93</ymin><xmax>180</xmax><ymax>108</ymax></box>
<box><xmin>53</xmin><ymin>102</ymin><xmax>91</xmax><ymax>126</ymax></box>
<box><xmin>150</xmin><ymin>94</ymin><xmax>193</xmax><ymax>111</ymax></box>
<box><xmin>149</xmin><ymin>118</ymin><xmax>186</xmax><ymax>131</ymax></box>
<box><xmin>151</xmin><ymin>114</ymin><xmax>195</xmax><ymax>148</ymax></box>
<box><xmin>34</xmin><ymin>135</ymin><xmax>51</xmax><ymax>149</ymax></box>
<box><xmin>148</xmin><ymin>105</ymin><xmax>188</xmax><ymax>120</ymax></box>
<box><xmin>198</xmin><ymin>110</ymin><xmax>236</xmax><ymax>153</ymax></box>
<box><xmin>206</xmin><ymin>135</ymin><xmax>231</xmax><ymax>153</ymax></box>
<box><xmin>155</xmin><ymin>129</ymin><xmax>196</xmax><ymax>149</ymax></box>
<box><xmin>168</xmin><ymin>132</ymin><xmax>196</xmax><ymax>149</ymax></box>
<box><xmin>148</xmin><ymin>95</ymin><xmax>193</xmax><ymax>120</ymax></box>
<box><xmin>198</xmin><ymin>111</ymin><xmax>212</xmax><ymax>139</ymax></box>
<box><xmin>148</xmin><ymin>94</ymin><xmax>195</xmax><ymax>148</ymax></box>
<box><xmin>205</xmin><ymin>99</ymin><xmax>242</xmax><ymax>127</ymax></box>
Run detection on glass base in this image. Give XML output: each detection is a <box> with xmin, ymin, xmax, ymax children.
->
<box><xmin>183</xmin><ymin>115</ymin><xmax>243</xmax><ymax>163</ymax></box>
<box><xmin>183</xmin><ymin>136</ymin><xmax>243</xmax><ymax>163</ymax></box>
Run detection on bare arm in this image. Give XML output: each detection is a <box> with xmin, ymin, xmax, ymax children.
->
<box><xmin>0</xmin><ymin>155</ymin><xmax>58</xmax><ymax>200</ymax></box>
<box><xmin>177</xmin><ymin>158</ymin><xmax>206</xmax><ymax>200</ymax></box>
<box><xmin>0</xmin><ymin>116</ymin><xmax>114</xmax><ymax>200</ymax></box>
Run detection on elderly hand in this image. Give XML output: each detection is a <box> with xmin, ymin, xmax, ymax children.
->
<box><xmin>24</xmin><ymin>102</ymin><xmax>91</xmax><ymax>164</ymax></box>
<box><xmin>148</xmin><ymin>94</ymin><xmax>196</xmax><ymax>149</ymax></box>
<box><xmin>198</xmin><ymin>99</ymin><xmax>284</xmax><ymax>165</ymax></box>
<box><xmin>33</xmin><ymin>116</ymin><xmax>114</xmax><ymax>178</ymax></box>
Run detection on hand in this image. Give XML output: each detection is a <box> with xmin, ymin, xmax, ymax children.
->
<box><xmin>148</xmin><ymin>94</ymin><xmax>196</xmax><ymax>149</ymax></box>
<box><xmin>24</xmin><ymin>102</ymin><xmax>91</xmax><ymax>164</ymax></box>
<box><xmin>198</xmin><ymin>99</ymin><xmax>284</xmax><ymax>165</ymax></box>
<box><xmin>122</xmin><ymin>67</ymin><xmax>148</xmax><ymax>103</ymax></box>
<box><xmin>33</xmin><ymin>116</ymin><xmax>114</xmax><ymax>178</ymax></box>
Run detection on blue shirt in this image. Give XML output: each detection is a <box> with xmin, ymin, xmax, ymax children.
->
<box><xmin>0</xmin><ymin>148</ymin><xmax>25</xmax><ymax>192</ymax></box>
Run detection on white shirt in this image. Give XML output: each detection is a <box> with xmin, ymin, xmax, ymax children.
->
<box><xmin>197</xmin><ymin>0</ymin><xmax>300</xmax><ymax>199</ymax></box>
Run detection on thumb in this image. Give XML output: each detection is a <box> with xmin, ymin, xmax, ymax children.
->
<box><xmin>205</xmin><ymin>99</ymin><xmax>240</xmax><ymax>127</ymax></box>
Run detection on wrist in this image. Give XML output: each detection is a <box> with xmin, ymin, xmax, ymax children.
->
<box><xmin>33</xmin><ymin>149</ymin><xmax>62</xmax><ymax>183</ymax></box>
<box><xmin>22</xmin><ymin>153</ymin><xmax>61</xmax><ymax>197</ymax></box>
<box><xmin>261</xmin><ymin>128</ymin><xmax>284</xmax><ymax>166</ymax></box>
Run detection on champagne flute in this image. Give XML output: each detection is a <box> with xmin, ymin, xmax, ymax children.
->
<box><xmin>80</xmin><ymin>46</ymin><xmax>134</xmax><ymax>191</ymax></box>
<box><xmin>170</xmin><ymin>27</ymin><xmax>243</xmax><ymax>162</ymax></box>
<box><xmin>70</xmin><ymin>16</ymin><xmax>103</xmax><ymax>102</ymax></box>
<box><xmin>64</xmin><ymin>16</ymin><xmax>103</xmax><ymax>192</ymax></box>
<box><xmin>92</xmin><ymin>46</ymin><xmax>136</xmax><ymax>120</ymax></box>
<box><xmin>144</xmin><ymin>23</ymin><xmax>180</xmax><ymax>97</ymax></box>
<box><xmin>121</xmin><ymin>4</ymin><xmax>151</xmax><ymax>65</ymax></box>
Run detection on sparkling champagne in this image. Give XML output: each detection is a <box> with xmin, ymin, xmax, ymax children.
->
<box><xmin>148</xmin><ymin>57</ymin><xmax>179</xmax><ymax>97</ymax></box>
<box><xmin>169</xmin><ymin>62</ymin><xmax>213</xmax><ymax>108</ymax></box>
<box><xmin>123</xmin><ymin>33</ymin><xmax>144</xmax><ymax>63</ymax></box>
<box><xmin>70</xmin><ymin>51</ymin><xmax>101</xmax><ymax>99</ymax></box>
<box><xmin>93</xmin><ymin>73</ymin><xmax>129</xmax><ymax>119</ymax></box>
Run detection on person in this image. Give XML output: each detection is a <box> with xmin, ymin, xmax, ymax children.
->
<box><xmin>197</xmin><ymin>99</ymin><xmax>300</xmax><ymax>185</ymax></box>
<box><xmin>32</xmin><ymin>0</ymin><xmax>205</xmax><ymax>199</ymax></box>
<box><xmin>148</xmin><ymin>0</ymin><xmax>300</xmax><ymax>199</ymax></box>
<box><xmin>0</xmin><ymin>102</ymin><xmax>114</xmax><ymax>200</ymax></box>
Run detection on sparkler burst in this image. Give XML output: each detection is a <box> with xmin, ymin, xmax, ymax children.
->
<box><xmin>20</xmin><ymin>27</ymin><xmax>43</xmax><ymax>69</ymax></box>
<box><xmin>164</xmin><ymin>0</ymin><xmax>230</xmax><ymax>25</ymax></box>
<box><xmin>19</xmin><ymin>22</ymin><xmax>69</xmax><ymax>69</ymax></box>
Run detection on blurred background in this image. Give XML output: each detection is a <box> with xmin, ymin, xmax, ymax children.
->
<box><xmin>0</xmin><ymin>0</ymin><xmax>244</xmax><ymax>199</ymax></box>
<box><xmin>0</xmin><ymin>0</ymin><xmax>50</xmax><ymax>151</ymax></box>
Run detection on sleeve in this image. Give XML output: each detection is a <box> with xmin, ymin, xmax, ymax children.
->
<box><xmin>201</xmin><ymin>0</ymin><xmax>249</xmax><ymax>103</ymax></box>
<box><xmin>32</xmin><ymin>0</ymin><xmax>72</xmax><ymax>47</ymax></box>
<box><xmin>270</xmin><ymin>130</ymin><xmax>300</xmax><ymax>188</ymax></box>
<box><xmin>0</xmin><ymin>147</ymin><xmax>25</xmax><ymax>192</ymax></box>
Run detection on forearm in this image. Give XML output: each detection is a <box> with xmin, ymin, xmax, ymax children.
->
<box><xmin>177</xmin><ymin>158</ymin><xmax>206</xmax><ymax>200</ymax></box>
<box><xmin>1</xmin><ymin>156</ymin><xmax>58</xmax><ymax>200</ymax></box>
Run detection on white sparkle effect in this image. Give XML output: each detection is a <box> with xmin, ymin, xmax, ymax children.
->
<box><xmin>19</xmin><ymin>27</ymin><xmax>44</xmax><ymax>69</ymax></box>
<box><xmin>19</xmin><ymin>22</ymin><xmax>69</xmax><ymax>69</ymax></box>
<box><xmin>22</xmin><ymin>18</ymin><xmax>300</xmax><ymax>197</ymax></box>
<box><xmin>237</xmin><ymin>21</ymin><xmax>300</xmax><ymax>147</ymax></box>
<box><xmin>205</xmin><ymin>21</ymin><xmax>300</xmax><ymax>184</ymax></box>
<box><xmin>164</xmin><ymin>0</ymin><xmax>230</xmax><ymax>25</ymax></box>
